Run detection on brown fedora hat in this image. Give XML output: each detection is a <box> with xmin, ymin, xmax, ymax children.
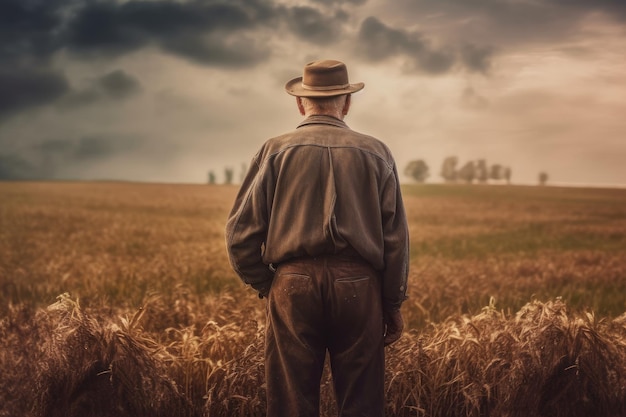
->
<box><xmin>285</xmin><ymin>59</ymin><xmax>364</xmax><ymax>97</ymax></box>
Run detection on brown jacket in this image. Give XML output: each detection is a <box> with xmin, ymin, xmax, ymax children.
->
<box><xmin>225</xmin><ymin>115</ymin><xmax>409</xmax><ymax>310</ymax></box>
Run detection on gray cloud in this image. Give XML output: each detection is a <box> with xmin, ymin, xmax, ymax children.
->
<box><xmin>0</xmin><ymin>0</ymin><xmax>275</xmax><ymax>119</ymax></box>
<box><xmin>97</xmin><ymin>70</ymin><xmax>142</xmax><ymax>99</ymax></box>
<box><xmin>357</xmin><ymin>17</ymin><xmax>493</xmax><ymax>75</ymax></box>
<box><xmin>460</xmin><ymin>44</ymin><xmax>496</xmax><ymax>74</ymax></box>
<box><xmin>0</xmin><ymin>0</ymin><xmax>371</xmax><ymax>71</ymax></box>
<box><xmin>460</xmin><ymin>87</ymin><xmax>489</xmax><ymax>110</ymax></box>
<box><xmin>63</xmin><ymin>0</ymin><xmax>276</xmax><ymax>66</ymax></box>
<box><xmin>0</xmin><ymin>154</ymin><xmax>46</xmax><ymax>180</ymax></box>
<box><xmin>0</xmin><ymin>0</ymin><xmax>370</xmax><ymax>111</ymax></box>
<box><xmin>4</xmin><ymin>0</ymin><xmax>620</xmax><ymax>79</ymax></box>
<box><xmin>392</xmin><ymin>0</ymin><xmax>626</xmax><ymax>21</ymax></box>
<box><xmin>549</xmin><ymin>0</ymin><xmax>626</xmax><ymax>20</ymax></box>
<box><xmin>0</xmin><ymin>0</ymin><xmax>282</xmax><ymax>70</ymax></box>
<box><xmin>58</xmin><ymin>90</ymin><xmax>101</xmax><ymax>109</ymax></box>
<box><xmin>312</xmin><ymin>0</ymin><xmax>368</xmax><ymax>5</ymax></box>
<box><xmin>0</xmin><ymin>67</ymin><xmax>141</xmax><ymax>117</ymax></box>
<box><xmin>0</xmin><ymin>69</ymin><xmax>69</xmax><ymax>117</ymax></box>
<box><xmin>0</xmin><ymin>0</ymin><xmax>63</xmax><ymax>65</ymax></box>
<box><xmin>286</xmin><ymin>6</ymin><xmax>346</xmax><ymax>44</ymax></box>
<box><xmin>386</xmin><ymin>0</ymin><xmax>626</xmax><ymax>47</ymax></box>
<box><xmin>32</xmin><ymin>136</ymin><xmax>139</xmax><ymax>161</ymax></box>
<box><xmin>1</xmin><ymin>0</ymin><xmax>624</xmax><ymax>186</ymax></box>
<box><xmin>357</xmin><ymin>16</ymin><xmax>412</xmax><ymax>61</ymax></box>
<box><xmin>55</xmin><ymin>70</ymin><xmax>142</xmax><ymax>109</ymax></box>
<box><xmin>0</xmin><ymin>136</ymin><xmax>142</xmax><ymax>180</ymax></box>
<box><xmin>160</xmin><ymin>32</ymin><xmax>270</xmax><ymax>67</ymax></box>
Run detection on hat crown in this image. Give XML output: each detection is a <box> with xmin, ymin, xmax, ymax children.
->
<box><xmin>284</xmin><ymin>59</ymin><xmax>364</xmax><ymax>97</ymax></box>
<box><xmin>302</xmin><ymin>60</ymin><xmax>349</xmax><ymax>90</ymax></box>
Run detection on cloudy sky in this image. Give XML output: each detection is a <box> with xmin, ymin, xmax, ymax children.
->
<box><xmin>1</xmin><ymin>0</ymin><xmax>625</xmax><ymax>186</ymax></box>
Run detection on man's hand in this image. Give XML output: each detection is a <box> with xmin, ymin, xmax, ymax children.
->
<box><xmin>251</xmin><ymin>280</ymin><xmax>272</xmax><ymax>299</ymax></box>
<box><xmin>383</xmin><ymin>309</ymin><xmax>404</xmax><ymax>346</ymax></box>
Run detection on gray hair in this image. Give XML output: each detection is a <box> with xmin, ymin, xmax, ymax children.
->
<box><xmin>300</xmin><ymin>95</ymin><xmax>348</xmax><ymax>118</ymax></box>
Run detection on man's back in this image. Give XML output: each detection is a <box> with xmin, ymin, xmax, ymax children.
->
<box><xmin>255</xmin><ymin>117</ymin><xmax>396</xmax><ymax>258</ymax></box>
<box><xmin>227</xmin><ymin>114</ymin><xmax>408</xmax><ymax>311</ymax></box>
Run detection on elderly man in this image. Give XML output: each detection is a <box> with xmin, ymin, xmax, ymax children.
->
<box><xmin>225</xmin><ymin>59</ymin><xmax>409</xmax><ymax>417</ymax></box>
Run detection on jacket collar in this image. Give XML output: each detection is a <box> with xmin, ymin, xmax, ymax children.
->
<box><xmin>297</xmin><ymin>115</ymin><xmax>349</xmax><ymax>130</ymax></box>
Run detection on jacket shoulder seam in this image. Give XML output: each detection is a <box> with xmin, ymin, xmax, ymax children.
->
<box><xmin>259</xmin><ymin>143</ymin><xmax>395</xmax><ymax>171</ymax></box>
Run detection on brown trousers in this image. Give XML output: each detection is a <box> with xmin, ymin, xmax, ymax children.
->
<box><xmin>265</xmin><ymin>255</ymin><xmax>385</xmax><ymax>417</ymax></box>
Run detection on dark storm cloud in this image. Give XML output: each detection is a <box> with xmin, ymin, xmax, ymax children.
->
<box><xmin>0</xmin><ymin>154</ymin><xmax>44</xmax><ymax>180</ymax></box>
<box><xmin>0</xmin><ymin>0</ymin><xmax>288</xmax><ymax>117</ymax></box>
<box><xmin>550</xmin><ymin>0</ymin><xmax>626</xmax><ymax>19</ymax></box>
<box><xmin>57</xmin><ymin>70</ymin><xmax>142</xmax><ymax>109</ymax></box>
<box><xmin>63</xmin><ymin>0</ymin><xmax>276</xmax><ymax>66</ymax></box>
<box><xmin>0</xmin><ymin>0</ymin><xmax>360</xmax><ymax>74</ymax></box>
<box><xmin>460</xmin><ymin>44</ymin><xmax>496</xmax><ymax>74</ymax></box>
<box><xmin>159</xmin><ymin>32</ymin><xmax>270</xmax><ymax>67</ymax></box>
<box><xmin>97</xmin><ymin>70</ymin><xmax>142</xmax><ymax>99</ymax></box>
<box><xmin>393</xmin><ymin>0</ymin><xmax>626</xmax><ymax>20</ymax></box>
<box><xmin>0</xmin><ymin>0</ymin><xmax>65</xmax><ymax>65</ymax></box>
<box><xmin>73</xmin><ymin>136</ymin><xmax>130</xmax><ymax>159</ymax></box>
<box><xmin>311</xmin><ymin>0</ymin><xmax>368</xmax><ymax>6</ymax></box>
<box><xmin>286</xmin><ymin>6</ymin><xmax>346</xmax><ymax>44</ymax></box>
<box><xmin>5</xmin><ymin>0</ymin><xmax>381</xmax><ymax>70</ymax></box>
<box><xmin>388</xmin><ymin>0</ymin><xmax>626</xmax><ymax>46</ymax></box>
<box><xmin>0</xmin><ymin>0</ymin><xmax>284</xmax><ymax>70</ymax></box>
<box><xmin>32</xmin><ymin>136</ymin><xmax>138</xmax><ymax>161</ymax></box>
<box><xmin>58</xmin><ymin>0</ymin><xmax>365</xmax><ymax>65</ymax></box>
<box><xmin>0</xmin><ymin>69</ymin><xmax>70</xmax><ymax>118</ymax></box>
<box><xmin>357</xmin><ymin>16</ymin><xmax>412</xmax><ymax>61</ymax></box>
<box><xmin>0</xmin><ymin>135</ymin><xmax>138</xmax><ymax>180</ymax></box>
<box><xmin>8</xmin><ymin>0</ymin><xmax>621</xmax><ymax>78</ymax></box>
<box><xmin>357</xmin><ymin>17</ymin><xmax>492</xmax><ymax>75</ymax></box>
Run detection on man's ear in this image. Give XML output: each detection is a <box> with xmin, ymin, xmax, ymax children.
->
<box><xmin>297</xmin><ymin>97</ymin><xmax>306</xmax><ymax>116</ymax></box>
<box><xmin>342</xmin><ymin>94</ymin><xmax>351</xmax><ymax>116</ymax></box>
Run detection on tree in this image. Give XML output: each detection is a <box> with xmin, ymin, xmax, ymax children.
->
<box><xmin>207</xmin><ymin>170</ymin><xmax>216</xmax><ymax>184</ymax></box>
<box><xmin>404</xmin><ymin>160</ymin><xmax>430</xmax><ymax>183</ymax></box>
<box><xmin>489</xmin><ymin>164</ymin><xmax>503</xmax><ymax>181</ymax></box>
<box><xmin>457</xmin><ymin>161</ymin><xmax>476</xmax><ymax>184</ymax></box>
<box><xmin>440</xmin><ymin>156</ymin><xmax>458</xmax><ymax>182</ymax></box>
<box><xmin>503</xmin><ymin>167</ymin><xmax>512</xmax><ymax>184</ymax></box>
<box><xmin>539</xmin><ymin>172</ymin><xmax>549</xmax><ymax>186</ymax></box>
<box><xmin>476</xmin><ymin>159</ymin><xmax>488</xmax><ymax>183</ymax></box>
<box><xmin>224</xmin><ymin>167</ymin><xmax>234</xmax><ymax>185</ymax></box>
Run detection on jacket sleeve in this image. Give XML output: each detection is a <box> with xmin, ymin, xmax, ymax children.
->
<box><xmin>225</xmin><ymin>156</ymin><xmax>274</xmax><ymax>290</ymax></box>
<box><xmin>380</xmin><ymin>163</ymin><xmax>409</xmax><ymax>311</ymax></box>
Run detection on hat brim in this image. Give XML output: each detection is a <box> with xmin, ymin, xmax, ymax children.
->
<box><xmin>285</xmin><ymin>77</ymin><xmax>364</xmax><ymax>97</ymax></box>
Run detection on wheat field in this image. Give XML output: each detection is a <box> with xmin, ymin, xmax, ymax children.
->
<box><xmin>1</xmin><ymin>181</ymin><xmax>625</xmax><ymax>417</ymax></box>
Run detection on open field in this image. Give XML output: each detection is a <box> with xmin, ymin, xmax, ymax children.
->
<box><xmin>1</xmin><ymin>181</ymin><xmax>625</xmax><ymax>416</ymax></box>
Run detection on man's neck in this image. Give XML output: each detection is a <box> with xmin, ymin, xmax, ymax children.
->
<box><xmin>305</xmin><ymin>112</ymin><xmax>344</xmax><ymax>121</ymax></box>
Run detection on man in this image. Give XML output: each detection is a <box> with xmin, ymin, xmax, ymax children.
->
<box><xmin>225</xmin><ymin>59</ymin><xmax>409</xmax><ymax>417</ymax></box>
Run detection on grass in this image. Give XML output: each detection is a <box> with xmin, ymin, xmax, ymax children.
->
<box><xmin>0</xmin><ymin>181</ymin><xmax>625</xmax><ymax>416</ymax></box>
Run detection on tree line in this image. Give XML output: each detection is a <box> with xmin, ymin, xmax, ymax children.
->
<box><xmin>405</xmin><ymin>157</ymin><xmax>551</xmax><ymax>185</ymax></box>
<box><xmin>207</xmin><ymin>164</ymin><xmax>247</xmax><ymax>185</ymax></box>
<box><xmin>405</xmin><ymin>157</ymin><xmax>512</xmax><ymax>184</ymax></box>
<box><xmin>209</xmin><ymin>158</ymin><xmax>550</xmax><ymax>186</ymax></box>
